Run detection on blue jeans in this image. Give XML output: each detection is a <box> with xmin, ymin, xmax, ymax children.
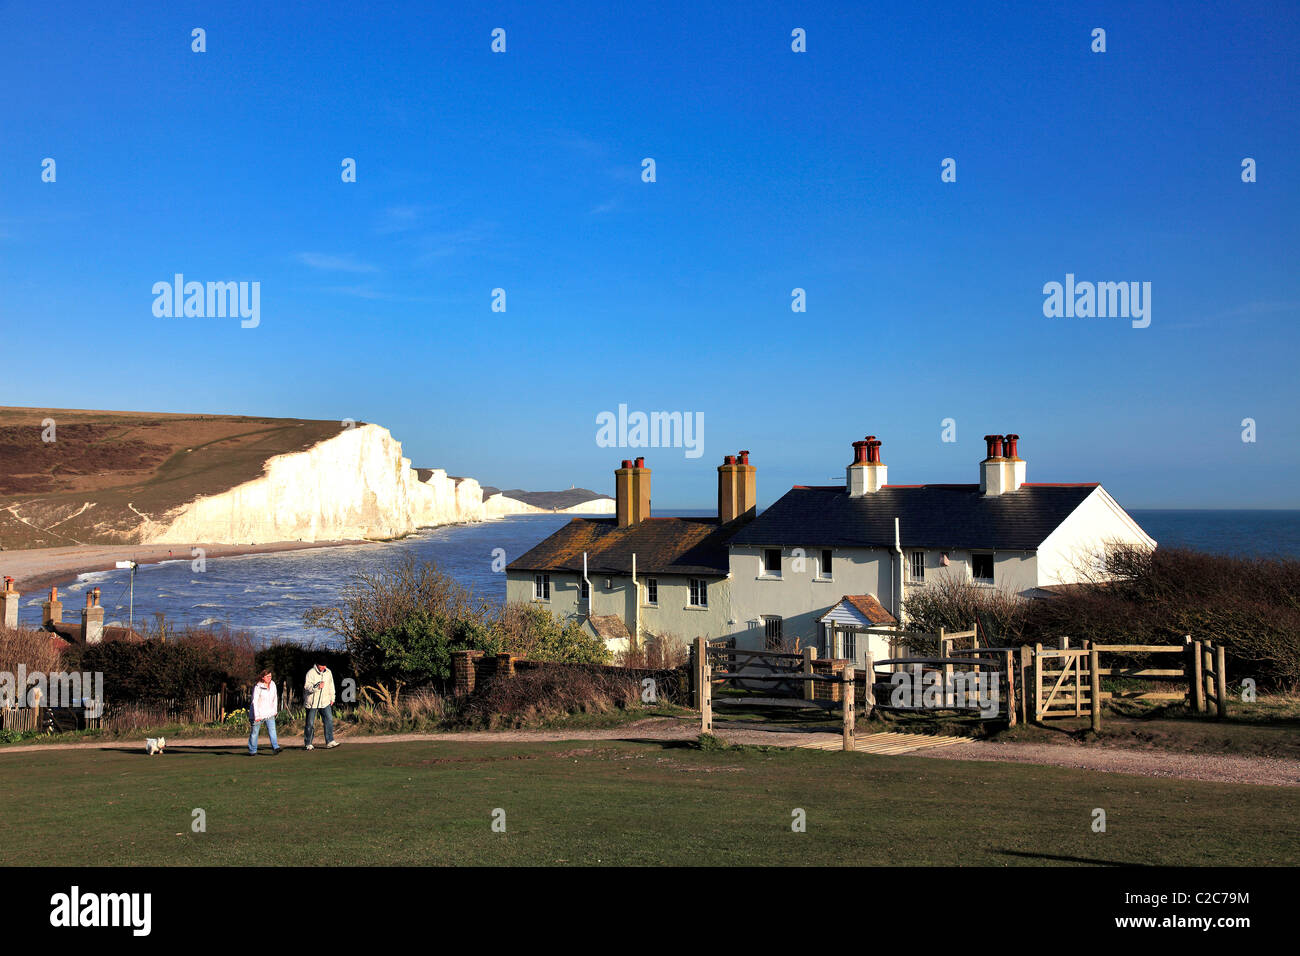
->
<box><xmin>304</xmin><ymin>707</ymin><xmax>334</xmax><ymax>747</ymax></box>
<box><xmin>249</xmin><ymin>716</ymin><xmax>279</xmax><ymax>754</ymax></box>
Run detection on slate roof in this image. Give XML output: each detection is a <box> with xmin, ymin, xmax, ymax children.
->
<box><xmin>507</xmin><ymin>516</ymin><xmax>734</xmax><ymax>576</ymax></box>
<box><xmin>728</xmin><ymin>483</ymin><xmax>1099</xmax><ymax>551</ymax></box>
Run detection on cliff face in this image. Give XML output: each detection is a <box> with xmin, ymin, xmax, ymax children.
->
<box><xmin>484</xmin><ymin>493</ymin><xmax>615</xmax><ymax>517</ymax></box>
<box><xmin>151</xmin><ymin>424</ymin><xmax>485</xmax><ymax>544</ymax></box>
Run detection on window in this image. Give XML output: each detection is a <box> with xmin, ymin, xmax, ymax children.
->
<box><xmin>688</xmin><ymin>578</ymin><xmax>708</xmax><ymax>608</ymax></box>
<box><xmin>821</xmin><ymin>624</ymin><xmax>834</xmax><ymax>657</ymax></box>
<box><xmin>908</xmin><ymin>551</ymin><xmax>925</xmax><ymax>583</ymax></box>
<box><xmin>646</xmin><ymin>577</ymin><xmax>658</xmax><ymax>605</ymax></box>
<box><xmin>580</xmin><ymin>577</ymin><xmax>590</xmax><ymax>601</ymax></box>
<box><xmin>841</xmin><ymin>629</ymin><xmax>857</xmax><ymax>661</ymax></box>
<box><xmin>762</xmin><ymin>548</ymin><xmax>782</xmax><ymax>576</ymax></box>
<box><xmin>819</xmin><ymin>549</ymin><xmax>833</xmax><ymax>579</ymax></box>
<box><xmin>533</xmin><ymin>573</ymin><xmax>551</xmax><ymax>600</ymax></box>
<box><xmin>971</xmin><ymin>553</ymin><xmax>994</xmax><ymax>584</ymax></box>
<box><xmin>763</xmin><ymin>616</ymin><xmax>784</xmax><ymax>650</ymax></box>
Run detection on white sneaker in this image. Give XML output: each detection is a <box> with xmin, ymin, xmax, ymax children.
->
<box><xmin>326</xmin><ymin>741</ymin><xmax>339</xmax><ymax>748</ymax></box>
<box><xmin>305</xmin><ymin>744</ymin><xmax>314</xmax><ymax>751</ymax></box>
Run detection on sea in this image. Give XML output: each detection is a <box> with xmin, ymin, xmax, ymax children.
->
<box><xmin>21</xmin><ymin>509</ymin><xmax>1300</xmax><ymax>646</ymax></box>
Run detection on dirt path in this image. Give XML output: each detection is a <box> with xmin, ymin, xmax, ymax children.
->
<box><xmin>4</xmin><ymin>718</ymin><xmax>1298</xmax><ymax>786</ymax></box>
<box><xmin>913</xmin><ymin>738</ymin><xmax>1300</xmax><ymax>787</ymax></box>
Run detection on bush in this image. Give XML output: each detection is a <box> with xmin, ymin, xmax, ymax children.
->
<box><xmin>305</xmin><ymin>559</ymin><xmax>610</xmax><ymax>690</ymax></box>
<box><xmin>0</xmin><ymin>626</ymin><xmax>62</xmax><ymax>675</ymax></box>
<box><xmin>901</xmin><ymin>545</ymin><xmax>1300</xmax><ymax>690</ymax></box>
<box><xmin>64</xmin><ymin>628</ymin><xmax>258</xmax><ymax>706</ymax></box>
<box><xmin>456</xmin><ymin>667</ymin><xmax>639</xmax><ymax>728</ymax></box>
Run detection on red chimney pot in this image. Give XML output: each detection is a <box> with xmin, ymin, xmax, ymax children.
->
<box><xmin>634</xmin><ymin>457</ymin><xmax>645</xmax><ymax>469</ymax></box>
<box><xmin>1004</xmin><ymin>434</ymin><xmax>1020</xmax><ymax>458</ymax></box>
<box><xmin>738</xmin><ymin>450</ymin><xmax>750</xmax><ymax>465</ymax></box>
<box><xmin>851</xmin><ymin>440</ymin><xmax>869</xmax><ymax>464</ymax></box>
<box><xmin>984</xmin><ymin>434</ymin><xmax>1004</xmax><ymax>458</ymax></box>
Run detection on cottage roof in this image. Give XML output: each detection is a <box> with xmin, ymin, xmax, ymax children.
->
<box><xmin>506</xmin><ymin>516</ymin><xmax>733</xmax><ymax>576</ymax></box>
<box><xmin>729</xmin><ymin>483</ymin><xmax>1099</xmax><ymax>552</ymax></box>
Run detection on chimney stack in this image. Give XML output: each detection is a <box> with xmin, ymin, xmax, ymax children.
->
<box><xmin>42</xmin><ymin>586</ymin><xmax>63</xmax><ymax>627</ymax></box>
<box><xmin>82</xmin><ymin>587</ymin><xmax>105</xmax><ymax>644</ymax></box>
<box><xmin>847</xmin><ymin>435</ymin><xmax>888</xmax><ymax>496</ymax></box>
<box><xmin>0</xmin><ymin>577</ymin><xmax>19</xmax><ymax>630</ymax></box>
<box><xmin>719</xmin><ymin>450</ymin><xmax>758</xmax><ymax>523</ymax></box>
<box><xmin>616</xmin><ymin>458</ymin><xmax>652</xmax><ymax>527</ymax></box>
<box><xmin>981</xmin><ymin>432</ymin><xmax>1025</xmax><ymax>495</ymax></box>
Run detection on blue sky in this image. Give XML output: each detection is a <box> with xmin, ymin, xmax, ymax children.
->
<box><xmin>1</xmin><ymin>1</ymin><xmax>1297</xmax><ymax>509</ymax></box>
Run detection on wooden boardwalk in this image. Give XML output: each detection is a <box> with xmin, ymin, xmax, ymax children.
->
<box><xmin>798</xmin><ymin>731</ymin><xmax>969</xmax><ymax>755</ymax></box>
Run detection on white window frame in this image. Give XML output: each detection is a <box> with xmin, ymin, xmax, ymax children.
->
<box><xmin>645</xmin><ymin>577</ymin><xmax>659</xmax><ymax>606</ymax></box>
<box><xmin>817</xmin><ymin>549</ymin><xmax>833</xmax><ymax>580</ymax></box>
<box><xmin>908</xmin><ymin>550</ymin><xmax>925</xmax><ymax>584</ymax></box>
<box><xmin>971</xmin><ymin>553</ymin><xmax>995</xmax><ymax>585</ymax></box>
<box><xmin>688</xmin><ymin>578</ymin><xmax>708</xmax><ymax>608</ymax></box>
<box><xmin>533</xmin><ymin>573</ymin><xmax>551</xmax><ymax>601</ymax></box>
<box><xmin>761</xmin><ymin>548</ymin><xmax>782</xmax><ymax>578</ymax></box>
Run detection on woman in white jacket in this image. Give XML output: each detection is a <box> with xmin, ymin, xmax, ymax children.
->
<box><xmin>248</xmin><ymin>670</ymin><xmax>282</xmax><ymax>756</ymax></box>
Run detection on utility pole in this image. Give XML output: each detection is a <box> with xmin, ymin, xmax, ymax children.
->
<box><xmin>114</xmin><ymin>560</ymin><xmax>139</xmax><ymax>634</ymax></box>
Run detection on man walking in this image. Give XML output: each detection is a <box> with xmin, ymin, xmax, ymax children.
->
<box><xmin>249</xmin><ymin>670</ymin><xmax>282</xmax><ymax>756</ymax></box>
<box><xmin>303</xmin><ymin>662</ymin><xmax>339</xmax><ymax>751</ymax></box>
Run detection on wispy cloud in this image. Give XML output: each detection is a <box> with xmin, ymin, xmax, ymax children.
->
<box><xmin>294</xmin><ymin>252</ymin><xmax>378</xmax><ymax>273</ymax></box>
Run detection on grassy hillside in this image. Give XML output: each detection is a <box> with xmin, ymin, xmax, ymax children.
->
<box><xmin>0</xmin><ymin>738</ymin><xmax>1294</xmax><ymax>866</ymax></box>
<box><xmin>0</xmin><ymin>407</ymin><xmax>346</xmax><ymax>549</ymax></box>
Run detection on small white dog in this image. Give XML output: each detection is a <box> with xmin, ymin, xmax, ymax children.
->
<box><xmin>145</xmin><ymin>737</ymin><xmax>166</xmax><ymax>756</ymax></box>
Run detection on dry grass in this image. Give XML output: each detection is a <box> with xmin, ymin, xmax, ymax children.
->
<box><xmin>0</xmin><ymin>626</ymin><xmax>62</xmax><ymax>674</ymax></box>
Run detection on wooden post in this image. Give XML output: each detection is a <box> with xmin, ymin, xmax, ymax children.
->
<box><xmin>1002</xmin><ymin>649</ymin><xmax>1016</xmax><ymax>727</ymax></box>
<box><xmin>696</xmin><ymin>637</ymin><xmax>712</xmax><ymax>733</ymax></box>
<box><xmin>1190</xmin><ymin>640</ymin><xmax>1206</xmax><ymax>713</ymax></box>
<box><xmin>690</xmin><ymin>640</ymin><xmax>700</xmax><ymax>708</ymax></box>
<box><xmin>842</xmin><ymin>666</ymin><xmax>855</xmax><ymax>751</ymax></box>
<box><xmin>939</xmin><ymin>628</ymin><xmax>953</xmax><ymax>707</ymax></box>
<box><xmin>1033</xmin><ymin>643</ymin><xmax>1043</xmax><ymax>722</ymax></box>
<box><xmin>1215</xmin><ymin>643</ymin><xmax>1228</xmax><ymax>719</ymax></box>
<box><xmin>1018</xmin><ymin>645</ymin><xmax>1032</xmax><ymax>724</ymax></box>
<box><xmin>861</xmin><ymin>654</ymin><xmax>875</xmax><ymax>717</ymax></box>
<box><xmin>1074</xmin><ymin>645</ymin><xmax>1083</xmax><ymax>718</ymax></box>
<box><xmin>802</xmin><ymin>645</ymin><xmax>817</xmax><ymax>701</ymax></box>
<box><xmin>1202</xmin><ymin>641</ymin><xmax>1216</xmax><ymax>711</ymax></box>
<box><xmin>971</xmin><ymin>622</ymin><xmax>981</xmax><ymax>675</ymax></box>
<box><xmin>1089</xmin><ymin>645</ymin><xmax>1101</xmax><ymax>733</ymax></box>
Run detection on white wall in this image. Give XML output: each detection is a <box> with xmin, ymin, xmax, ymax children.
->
<box><xmin>1036</xmin><ymin>486</ymin><xmax>1156</xmax><ymax>586</ymax></box>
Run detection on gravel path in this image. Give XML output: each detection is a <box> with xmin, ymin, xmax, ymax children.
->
<box><xmin>4</xmin><ymin>718</ymin><xmax>1297</xmax><ymax>786</ymax></box>
<box><xmin>913</xmin><ymin>738</ymin><xmax>1300</xmax><ymax>787</ymax></box>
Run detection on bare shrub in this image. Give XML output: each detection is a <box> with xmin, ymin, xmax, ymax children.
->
<box><xmin>458</xmin><ymin>667</ymin><xmax>640</xmax><ymax>728</ymax></box>
<box><xmin>616</xmin><ymin>633</ymin><xmax>690</xmax><ymax>669</ymax></box>
<box><xmin>0</xmin><ymin>626</ymin><xmax>62</xmax><ymax>674</ymax></box>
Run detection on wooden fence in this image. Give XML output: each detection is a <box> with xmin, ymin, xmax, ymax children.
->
<box><xmin>695</xmin><ymin>638</ymin><xmax>860</xmax><ymax>750</ymax></box>
<box><xmin>870</xmin><ymin>647</ymin><xmax>1017</xmax><ymax>725</ymax></box>
<box><xmin>1023</xmin><ymin>637</ymin><xmax>1229</xmax><ymax>728</ymax></box>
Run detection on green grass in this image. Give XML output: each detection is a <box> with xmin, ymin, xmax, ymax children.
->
<box><xmin>0</xmin><ymin>738</ymin><xmax>1295</xmax><ymax>866</ymax></box>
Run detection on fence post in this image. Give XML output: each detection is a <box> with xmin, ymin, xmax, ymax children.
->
<box><xmin>803</xmin><ymin>645</ymin><xmax>817</xmax><ymax>701</ymax></box>
<box><xmin>697</xmin><ymin>637</ymin><xmax>712</xmax><ymax>735</ymax></box>
<box><xmin>1190</xmin><ymin>640</ymin><xmax>1206</xmax><ymax>713</ymax></box>
<box><xmin>842</xmin><ymin>666</ymin><xmax>855</xmax><ymax>751</ymax></box>
<box><xmin>1074</xmin><ymin>643</ymin><xmax>1083</xmax><ymax>718</ymax></box>
<box><xmin>940</xmin><ymin>628</ymin><xmax>954</xmax><ymax>707</ymax></box>
<box><xmin>1019</xmin><ymin>645</ymin><xmax>1032</xmax><ymax>724</ymax></box>
<box><xmin>1033</xmin><ymin>643</ymin><xmax>1043</xmax><ymax>722</ymax></box>
<box><xmin>1089</xmin><ymin>645</ymin><xmax>1101</xmax><ymax>733</ymax></box>
<box><xmin>971</xmin><ymin>621</ymin><xmax>980</xmax><ymax>675</ymax></box>
<box><xmin>861</xmin><ymin>653</ymin><xmax>875</xmax><ymax>717</ymax></box>
<box><xmin>1002</xmin><ymin>649</ymin><xmax>1016</xmax><ymax>727</ymax></box>
<box><xmin>690</xmin><ymin>639</ymin><xmax>700</xmax><ymax>708</ymax></box>
<box><xmin>1202</xmin><ymin>641</ymin><xmax>1216</xmax><ymax>712</ymax></box>
<box><xmin>1215</xmin><ymin>643</ymin><xmax>1228</xmax><ymax>719</ymax></box>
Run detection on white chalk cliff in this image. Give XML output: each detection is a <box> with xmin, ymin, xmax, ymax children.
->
<box><xmin>149</xmin><ymin>424</ymin><xmax>486</xmax><ymax>544</ymax></box>
<box><xmin>484</xmin><ymin>493</ymin><xmax>615</xmax><ymax>517</ymax></box>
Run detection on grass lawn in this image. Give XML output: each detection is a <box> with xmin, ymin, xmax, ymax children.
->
<box><xmin>0</xmin><ymin>738</ymin><xmax>1295</xmax><ymax>866</ymax></box>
